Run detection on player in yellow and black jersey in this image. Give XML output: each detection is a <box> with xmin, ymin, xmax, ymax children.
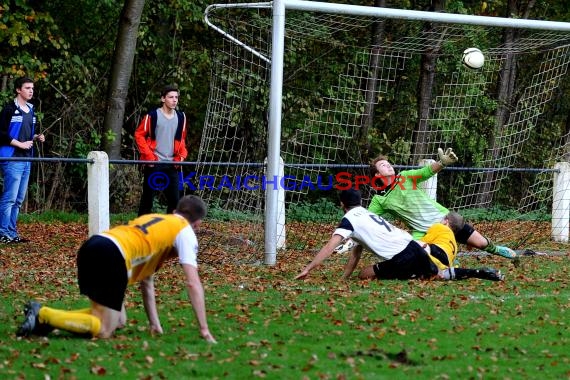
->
<box><xmin>420</xmin><ymin>211</ymin><xmax>504</xmax><ymax>281</ymax></box>
<box><xmin>419</xmin><ymin>212</ymin><xmax>461</xmax><ymax>270</ymax></box>
<box><xmin>17</xmin><ymin>195</ymin><xmax>217</xmax><ymax>343</ymax></box>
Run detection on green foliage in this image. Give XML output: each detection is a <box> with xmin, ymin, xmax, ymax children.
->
<box><xmin>18</xmin><ymin>211</ymin><xmax>142</xmax><ymax>225</ymax></box>
<box><xmin>110</xmin><ymin>212</ymin><xmax>138</xmax><ymax>225</ymax></box>
<box><xmin>460</xmin><ymin>206</ymin><xmax>551</xmax><ymax>222</ymax></box>
<box><xmin>286</xmin><ymin>198</ymin><xmax>343</xmax><ymax>222</ymax></box>
<box><xmin>0</xmin><ymin>1</ymin><xmax>65</xmax><ymax>79</ymax></box>
<box><xmin>200</xmin><ymin>198</ymin><xmax>342</xmax><ymax>223</ymax></box>
<box><xmin>19</xmin><ymin>210</ymin><xmax>87</xmax><ymax>224</ymax></box>
<box><xmin>206</xmin><ymin>200</ymin><xmax>262</xmax><ymax>222</ymax></box>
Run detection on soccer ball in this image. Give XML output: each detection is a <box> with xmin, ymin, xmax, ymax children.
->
<box><xmin>462</xmin><ymin>48</ymin><xmax>485</xmax><ymax>69</ymax></box>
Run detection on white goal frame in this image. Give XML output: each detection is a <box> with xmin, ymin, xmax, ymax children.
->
<box><xmin>205</xmin><ymin>0</ymin><xmax>570</xmax><ymax>265</ymax></box>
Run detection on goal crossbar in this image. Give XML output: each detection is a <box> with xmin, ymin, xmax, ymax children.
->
<box><xmin>284</xmin><ymin>0</ymin><xmax>570</xmax><ymax>31</ymax></box>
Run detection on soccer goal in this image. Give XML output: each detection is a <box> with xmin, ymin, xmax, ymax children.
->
<box><xmin>198</xmin><ymin>0</ymin><xmax>570</xmax><ymax>265</ymax></box>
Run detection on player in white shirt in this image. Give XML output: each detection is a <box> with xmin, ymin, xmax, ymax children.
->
<box><xmin>295</xmin><ymin>189</ymin><xmax>503</xmax><ymax>282</ymax></box>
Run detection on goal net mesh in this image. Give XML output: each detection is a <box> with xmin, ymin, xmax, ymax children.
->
<box><xmin>196</xmin><ymin>3</ymin><xmax>570</xmax><ymax>263</ymax></box>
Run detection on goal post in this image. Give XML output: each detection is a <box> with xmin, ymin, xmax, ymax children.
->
<box><xmin>201</xmin><ymin>1</ymin><xmax>570</xmax><ymax>265</ymax></box>
<box><xmin>264</xmin><ymin>0</ymin><xmax>286</xmax><ymax>265</ymax></box>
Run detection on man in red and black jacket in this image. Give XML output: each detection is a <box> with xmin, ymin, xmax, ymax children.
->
<box><xmin>134</xmin><ymin>84</ymin><xmax>188</xmax><ymax>216</ymax></box>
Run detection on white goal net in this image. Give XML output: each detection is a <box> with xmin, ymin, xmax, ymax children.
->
<box><xmin>196</xmin><ymin>1</ymin><xmax>570</xmax><ymax>264</ymax></box>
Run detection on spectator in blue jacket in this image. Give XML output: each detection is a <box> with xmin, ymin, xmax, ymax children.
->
<box><xmin>0</xmin><ymin>77</ymin><xmax>45</xmax><ymax>244</ymax></box>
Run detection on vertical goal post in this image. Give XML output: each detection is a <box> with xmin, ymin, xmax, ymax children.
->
<box><xmin>202</xmin><ymin>1</ymin><xmax>570</xmax><ymax>265</ymax></box>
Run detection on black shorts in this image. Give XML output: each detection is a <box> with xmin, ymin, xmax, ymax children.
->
<box><xmin>454</xmin><ymin>223</ymin><xmax>475</xmax><ymax>245</ymax></box>
<box><xmin>373</xmin><ymin>241</ymin><xmax>438</xmax><ymax>280</ymax></box>
<box><xmin>77</xmin><ymin>235</ymin><xmax>128</xmax><ymax>311</ymax></box>
<box><xmin>429</xmin><ymin>243</ymin><xmax>450</xmax><ymax>267</ymax></box>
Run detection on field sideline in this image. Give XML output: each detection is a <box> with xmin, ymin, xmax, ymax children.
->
<box><xmin>1</xmin><ymin>222</ymin><xmax>569</xmax><ymax>379</ymax></box>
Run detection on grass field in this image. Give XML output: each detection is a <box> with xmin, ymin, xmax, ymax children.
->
<box><xmin>1</xmin><ymin>221</ymin><xmax>569</xmax><ymax>379</ymax></box>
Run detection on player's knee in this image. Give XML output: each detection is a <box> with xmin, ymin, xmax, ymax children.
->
<box><xmin>90</xmin><ymin>303</ymin><xmax>121</xmax><ymax>337</ymax></box>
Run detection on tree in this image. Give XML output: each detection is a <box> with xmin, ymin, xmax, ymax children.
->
<box><xmin>0</xmin><ymin>1</ymin><xmax>64</xmax><ymax>95</ymax></box>
<box><xmin>102</xmin><ymin>0</ymin><xmax>146</xmax><ymax>159</ymax></box>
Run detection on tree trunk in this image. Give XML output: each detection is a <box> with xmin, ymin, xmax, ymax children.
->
<box><xmin>360</xmin><ymin>0</ymin><xmax>386</xmax><ymax>162</ymax></box>
<box><xmin>102</xmin><ymin>0</ymin><xmax>146</xmax><ymax>159</ymax></box>
<box><xmin>1</xmin><ymin>75</ymin><xmax>7</xmax><ymax>92</ymax></box>
<box><xmin>413</xmin><ymin>0</ymin><xmax>445</xmax><ymax>160</ymax></box>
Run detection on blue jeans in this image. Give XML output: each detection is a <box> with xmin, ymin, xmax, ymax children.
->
<box><xmin>0</xmin><ymin>161</ymin><xmax>31</xmax><ymax>238</ymax></box>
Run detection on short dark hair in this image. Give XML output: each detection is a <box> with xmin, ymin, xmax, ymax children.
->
<box><xmin>371</xmin><ymin>154</ymin><xmax>389</xmax><ymax>171</ymax></box>
<box><xmin>14</xmin><ymin>77</ymin><xmax>34</xmax><ymax>93</ymax></box>
<box><xmin>445</xmin><ymin>211</ymin><xmax>465</xmax><ymax>234</ymax></box>
<box><xmin>175</xmin><ymin>195</ymin><xmax>207</xmax><ymax>223</ymax></box>
<box><xmin>339</xmin><ymin>189</ymin><xmax>361</xmax><ymax>208</ymax></box>
<box><xmin>160</xmin><ymin>84</ymin><xmax>179</xmax><ymax>98</ymax></box>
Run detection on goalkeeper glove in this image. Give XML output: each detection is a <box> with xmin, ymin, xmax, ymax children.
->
<box><xmin>437</xmin><ymin>147</ymin><xmax>458</xmax><ymax>167</ymax></box>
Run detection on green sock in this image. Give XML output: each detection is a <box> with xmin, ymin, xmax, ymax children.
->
<box><xmin>484</xmin><ymin>238</ymin><xmax>497</xmax><ymax>254</ymax></box>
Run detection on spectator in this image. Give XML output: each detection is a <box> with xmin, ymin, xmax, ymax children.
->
<box><xmin>0</xmin><ymin>77</ymin><xmax>45</xmax><ymax>244</ymax></box>
<box><xmin>135</xmin><ymin>84</ymin><xmax>187</xmax><ymax>216</ymax></box>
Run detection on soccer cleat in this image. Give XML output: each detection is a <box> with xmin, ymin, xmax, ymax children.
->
<box><xmin>334</xmin><ymin>239</ymin><xmax>356</xmax><ymax>254</ymax></box>
<box><xmin>22</xmin><ymin>301</ymin><xmax>53</xmax><ymax>335</ymax></box>
<box><xmin>475</xmin><ymin>268</ymin><xmax>505</xmax><ymax>282</ymax></box>
<box><xmin>0</xmin><ymin>235</ymin><xmax>13</xmax><ymax>244</ymax></box>
<box><xmin>494</xmin><ymin>245</ymin><xmax>518</xmax><ymax>259</ymax></box>
<box><xmin>17</xmin><ymin>301</ymin><xmax>42</xmax><ymax>337</ymax></box>
<box><xmin>521</xmin><ymin>249</ymin><xmax>547</xmax><ymax>256</ymax></box>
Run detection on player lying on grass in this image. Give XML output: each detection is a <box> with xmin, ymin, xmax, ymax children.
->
<box><xmin>365</xmin><ymin>147</ymin><xmax>518</xmax><ymax>260</ymax></box>
<box><xmin>296</xmin><ymin>189</ymin><xmax>504</xmax><ymax>282</ymax></box>
<box><xmin>16</xmin><ymin>195</ymin><xmax>217</xmax><ymax>343</ymax></box>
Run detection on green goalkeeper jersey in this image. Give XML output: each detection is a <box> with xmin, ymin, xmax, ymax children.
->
<box><xmin>368</xmin><ymin>165</ymin><xmax>448</xmax><ymax>239</ymax></box>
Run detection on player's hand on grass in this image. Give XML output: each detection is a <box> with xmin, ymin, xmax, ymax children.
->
<box><xmin>295</xmin><ymin>269</ymin><xmax>310</xmax><ymax>280</ymax></box>
<box><xmin>437</xmin><ymin>147</ymin><xmax>458</xmax><ymax>167</ymax></box>
<box><xmin>150</xmin><ymin>324</ymin><xmax>163</xmax><ymax>335</ymax></box>
<box><xmin>201</xmin><ymin>328</ymin><xmax>217</xmax><ymax>344</ymax></box>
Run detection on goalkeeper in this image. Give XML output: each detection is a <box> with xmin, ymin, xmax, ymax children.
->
<box><xmin>366</xmin><ymin>147</ymin><xmax>517</xmax><ymax>260</ymax></box>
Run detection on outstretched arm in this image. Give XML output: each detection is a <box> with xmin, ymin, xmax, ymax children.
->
<box><xmin>342</xmin><ymin>244</ymin><xmax>363</xmax><ymax>280</ymax></box>
<box><xmin>295</xmin><ymin>234</ymin><xmax>344</xmax><ymax>280</ymax></box>
<box><xmin>140</xmin><ymin>276</ymin><xmax>163</xmax><ymax>334</ymax></box>
<box><xmin>182</xmin><ymin>263</ymin><xmax>217</xmax><ymax>343</ymax></box>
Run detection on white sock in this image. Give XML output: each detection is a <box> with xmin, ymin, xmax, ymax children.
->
<box><xmin>440</xmin><ymin>267</ymin><xmax>456</xmax><ymax>280</ymax></box>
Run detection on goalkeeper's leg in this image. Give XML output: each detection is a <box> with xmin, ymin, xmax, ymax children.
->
<box><xmin>455</xmin><ymin>223</ymin><xmax>518</xmax><ymax>260</ymax></box>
